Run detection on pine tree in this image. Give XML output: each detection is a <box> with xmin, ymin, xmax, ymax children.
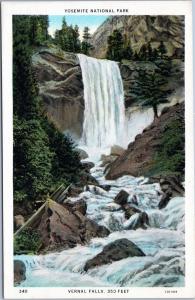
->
<box><xmin>62</xmin><ymin>16</ymin><xmax>67</xmax><ymax>29</ymax></box>
<box><xmin>54</xmin><ymin>18</ymin><xmax>81</xmax><ymax>53</ymax></box>
<box><xmin>14</xmin><ymin>116</ymin><xmax>53</xmax><ymax>203</ymax></box>
<box><xmin>139</xmin><ymin>44</ymin><xmax>147</xmax><ymax>61</ymax></box>
<box><xmin>13</xmin><ymin>16</ymin><xmax>83</xmax><ymax>209</ymax></box>
<box><xmin>130</xmin><ymin>68</ymin><xmax>173</xmax><ymax>117</ymax></box>
<box><xmin>158</xmin><ymin>41</ymin><xmax>167</xmax><ymax>59</ymax></box>
<box><xmin>73</xmin><ymin>25</ymin><xmax>81</xmax><ymax>52</ymax></box>
<box><xmin>123</xmin><ymin>44</ymin><xmax>133</xmax><ymax>60</ymax></box>
<box><xmin>106</xmin><ymin>30</ymin><xmax>124</xmax><ymax>61</ymax></box>
<box><xmin>133</xmin><ymin>52</ymin><xmax>139</xmax><ymax>61</ymax></box>
<box><xmin>81</xmin><ymin>26</ymin><xmax>93</xmax><ymax>55</ymax></box>
<box><xmin>29</xmin><ymin>15</ymin><xmax>49</xmax><ymax>46</ymax></box>
<box><xmin>151</xmin><ymin>48</ymin><xmax>159</xmax><ymax>61</ymax></box>
<box><xmin>147</xmin><ymin>42</ymin><xmax>153</xmax><ymax>60</ymax></box>
<box><xmin>13</xmin><ymin>16</ymin><xmax>40</xmax><ymax>119</ymax></box>
<box><xmin>13</xmin><ymin>16</ymin><xmax>53</xmax><ymax>206</ymax></box>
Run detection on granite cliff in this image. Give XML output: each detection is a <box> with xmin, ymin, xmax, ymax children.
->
<box><xmin>32</xmin><ymin>47</ymin><xmax>84</xmax><ymax>139</ymax></box>
<box><xmin>90</xmin><ymin>15</ymin><xmax>184</xmax><ymax>59</ymax></box>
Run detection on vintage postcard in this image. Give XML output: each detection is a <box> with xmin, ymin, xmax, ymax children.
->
<box><xmin>2</xmin><ymin>0</ymin><xmax>195</xmax><ymax>298</ymax></box>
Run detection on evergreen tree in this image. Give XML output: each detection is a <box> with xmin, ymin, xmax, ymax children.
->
<box><xmin>123</xmin><ymin>44</ymin><xmax>133</xmax><ymax>60</ymax></box>
<box><xmin>13</xmin><ymin>16</ymin><xmax>53</xmax><ymax>205</ymax></box>
<box><xmin>130</xmin><ymin>67</ymin><xmax>173</xmax><ymax>117</ymax></box>
<box><xmin>13</xmin><ymin>16</ymin><xmax>82</xmax><ymax>209</ymax></box>
<box><xmin>62</xmin><ymin>16</ymin><xmax>67</xmax><ymax>29</ymax></box>
<box><xmin>13</xmin><ymin>16</ymin><xmax>40</xmax><ymax>119</ymax></box>
<box><xmin>54</xmin><ymin>17</ymin><xmax>81</xmax><ymax>53</ymax></box>
<box><xmin>41</xmin><ymin>118</ymin><xmax>82</xmax><ymax>186</ymax></box>
<box><xmin>147</xmin><ymin>42</ymin><xmax>153</xmax><ymax>60</ymax></box>
<box><xmin>139</xmin><ymin>44</ymin><xmax>147</xmax><ymax>61</ymax></box>
<box><xmin>73</xmin><ymin>25</ymin><xmax>81</xmax><ymax>52</ymax></box>
<box><xmin>151</xmin><ymin>48</ymin><xmax>159</xmax><ymax>61</ymax></box>
<box><xmin>106</xmin><ymin>30</ymin><xmax>124</xmax><ymax>61</ymax></box>
<box><xmin>29</xmin><ymin>15</ymin><xmax>49</xmax><ymax>46</ymax></box>
<box><xmin>14</xmin><ymin>116</ymin><xmax>53</xmax><ymax>203</ymax></box>
<box><xmin>133</xmin><ymin>52</ymin><xmax>139</xmax><ymax>61</ymax></box>
<box><xmin>158</xmin><ymin>41</ymin><xmax>167</xmax><ymax>59</ymax></box>
<box><xmin>81</xmin><ymin>26</ymin><xmax>93</xmax><ymax>55</ymax></box>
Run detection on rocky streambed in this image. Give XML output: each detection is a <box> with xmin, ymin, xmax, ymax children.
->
<box><xmin>14</xmin><ymin>158</ymin><xmax>185</xmax><ymax>287</ymax></box>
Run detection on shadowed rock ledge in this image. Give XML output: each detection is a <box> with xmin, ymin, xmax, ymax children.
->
<box><xmin>32</xmin><ymin>47</ymin><xmax>84</xmax><ymax>138</ymax></box>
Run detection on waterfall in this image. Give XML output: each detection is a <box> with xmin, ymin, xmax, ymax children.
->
<box><xmin>78</xmin><ymin>54</ymin><xmax>125</xmax><ymax>150</ymax></box>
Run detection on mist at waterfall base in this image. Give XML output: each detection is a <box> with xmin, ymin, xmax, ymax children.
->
<box><xmin>15</xmin><ymin>54</ymin><xmax>185</xmax><ymax>287</ymax></box>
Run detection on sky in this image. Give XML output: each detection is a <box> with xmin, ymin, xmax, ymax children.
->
<box><xmin>48</xmin><ymin>15</ymin><xmax>108</xmax><ymax>39</ymax></box>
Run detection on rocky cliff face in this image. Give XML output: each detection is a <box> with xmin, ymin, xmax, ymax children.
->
<box><xmin>32</xmin><ymin>45</ymin><xmax>184</xmax><ymax>143</ymax></box>
<box><xmin>91</xmin><ymin>16</ymin><xmax>184</xmax><ymax>59</ymax></box>
<box><xmin>32</xmin><ymin>47</ymin><xmax>84</xmax><ymax>138</ymax></box>
<box><xmin>106</xmin><ymin>103</ymin><xmax>184</xmax><ymax>179</ymax></box>
<box><xmin>119</xmin><ymin>59</ymin><xmax>184</xmax><ymax>108</ymax></box>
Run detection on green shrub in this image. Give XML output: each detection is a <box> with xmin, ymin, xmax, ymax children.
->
<box><xmin>14</xmin><ymin>228</ymin><xmax>41</xmax><ymax>254</ymax></box>
<box><xmin>147</xmin><ymin>118</ymin><xmax>185</xmax><ymax>179</ymax></box>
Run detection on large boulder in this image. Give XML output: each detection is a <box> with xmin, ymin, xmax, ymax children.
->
<box><xmin>110</xmin><ymin>145</ymin><xmax>125</xmax><ymax>156</ymax></box>
<box><xmin>73</xmin><ymin>199</ymin><xmax>87</xmax><ymax>216</ymax></box>
<box><xmin>84</xmin><ymin>219</ymin><xmax>110</xmax><ymax>241</ymax></box>
<box><xmin>76</xmin><ymin>148</ymin><xmax>89</xmax><ymax>160</ymax></box>
<box><xmin>100</xmin><ymin>154</ymin><xmax>117</xmax><ymax>167</ymax></box>
<box><xmin>125</xmin><ymin>212</ymin><xmax>149</xmax><ymax>230</ymax></box>
<box><xmin>27</xmin><ymin>199</ymin><xmax>110</xmax><ymax>253</ymax></box>
<box><xmin>114</xmin><ymin>190</ymin><xmax>129</xmax><ymax>206</ymax></box>
<box><xmin>81</xmin><ymin>161</ymin><xmax>95</xmax><ymax>171</ymax></box>
<box><xmin>123</xmin><ymin>204</ymin><xmax>141</xmax><ymax>219</ymax></box>
<box><xmin>84</xmin><ymin>238</ymin><xmax>145</xmax><ymax>271</ymax></box>
<box><xmin>149</xmin><ymin>174</ymin><xmax>185</xmax><ymax>209</ymax></box>
<box><xmin>14</xmin><ymin>260</ymin><xmax>26</xmax><ymax>285</ymax></box>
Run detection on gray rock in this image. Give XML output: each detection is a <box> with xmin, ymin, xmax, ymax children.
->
<box><xmin>126</xmin><ymin>212</ymin><xmax>149</xmax><ymax>230</ymax></box>
<box><xmin>84</xmin><ymin>219</ymin><xmax>110</xmax><ymax>242</ymax></box>
<box><xmin>84</xmin><ymin>238</ymin><xmax>145</xmax><ymax>271</ymax></box>
<box><xmin>114</xmin><ymin>190</ymin><xmax>129</xmax><ymax>206</ymax></box>
<box><xmin>110</xmin><ymin>145</ymin><xmax>125</xmax><ymax>156</ymax></box>
<box><xmin>73</xmin><ymin>199</ymin><xmax>87</xmax><ymax>216</ymax></box>
<box><xmin>14</xmin><ymin>260</ymin><xmax>26</xmax><ymax>284</ymax></box>
<box><xmin>76</xmin><ymin>148</ymin><xmax>89</xmax><ymax>160</ymax></box>
<box><xmin>81</xmin><ymin>161</ymin><xmax>95</xmax><ymax>171</ymax></box>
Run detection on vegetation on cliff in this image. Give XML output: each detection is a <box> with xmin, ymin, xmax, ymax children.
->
<box><xmin>13</xmin><ymin>16</ymin><xmax>82</xmax><ymax>212</ymax></box>
<box><xmin>106</xmin><ymin>103</ymin><xmax>184</xmax><ymax>181</ymax></box>
<box><xmin>106</xmin><ymin>29</ymin><xmax>176</xmax><ymax>62</ymax></box>
<box><xmin>129</xmin><ymin>61</ymin><xmax>173</xmax><ymax>117</ymax></box>
<box><xmin>152</xmin><ymin>117</ymin><xmax>185</xmax><ymax>180</ymax></box>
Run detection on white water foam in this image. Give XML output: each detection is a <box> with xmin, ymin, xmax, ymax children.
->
<box><xmin>15</xmin><ymin>164</ymin><xmax>185</xmax><ymax>287</ymax></box>
<box><xmin>78</xmin><ymin>54</ymin><xmax>126</xmax><ymax>159</ymax></box>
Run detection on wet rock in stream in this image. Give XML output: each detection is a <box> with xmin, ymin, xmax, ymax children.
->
<box><xmin>84</xmin><ymin>238</ymin><xmax>145</xmax><ymax>271</ymax></box>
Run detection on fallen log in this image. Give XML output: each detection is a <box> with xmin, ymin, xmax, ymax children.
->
<box><xmin>14</xmin><ymin>184</ymin><xmax>72</xmax><ymax>237</ymax></box>
<box><xmin>14</xmin><ymin>201</ymin><xmax>46</xmax><ymax>237</ymax></box>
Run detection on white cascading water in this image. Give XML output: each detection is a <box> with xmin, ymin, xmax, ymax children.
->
<box><xmin>15</xmin><ymin>55</ymin><xmax>184</xmax><ymax>287</ymax></box>
<box><xmin>78</xmin><ymin>54</ymin><xmax>126</xmax><ymax>155</ymax></box>
<box><xmin>15</xmin><ymin>165</ymin><xmax>185</xmax><ymax>287</ymax></box>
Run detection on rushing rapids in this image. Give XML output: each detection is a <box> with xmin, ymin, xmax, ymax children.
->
<box><xmin>15</xmin><ymin>162</ymin><xmax>185</xmax><ymax>287</ymax></box>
